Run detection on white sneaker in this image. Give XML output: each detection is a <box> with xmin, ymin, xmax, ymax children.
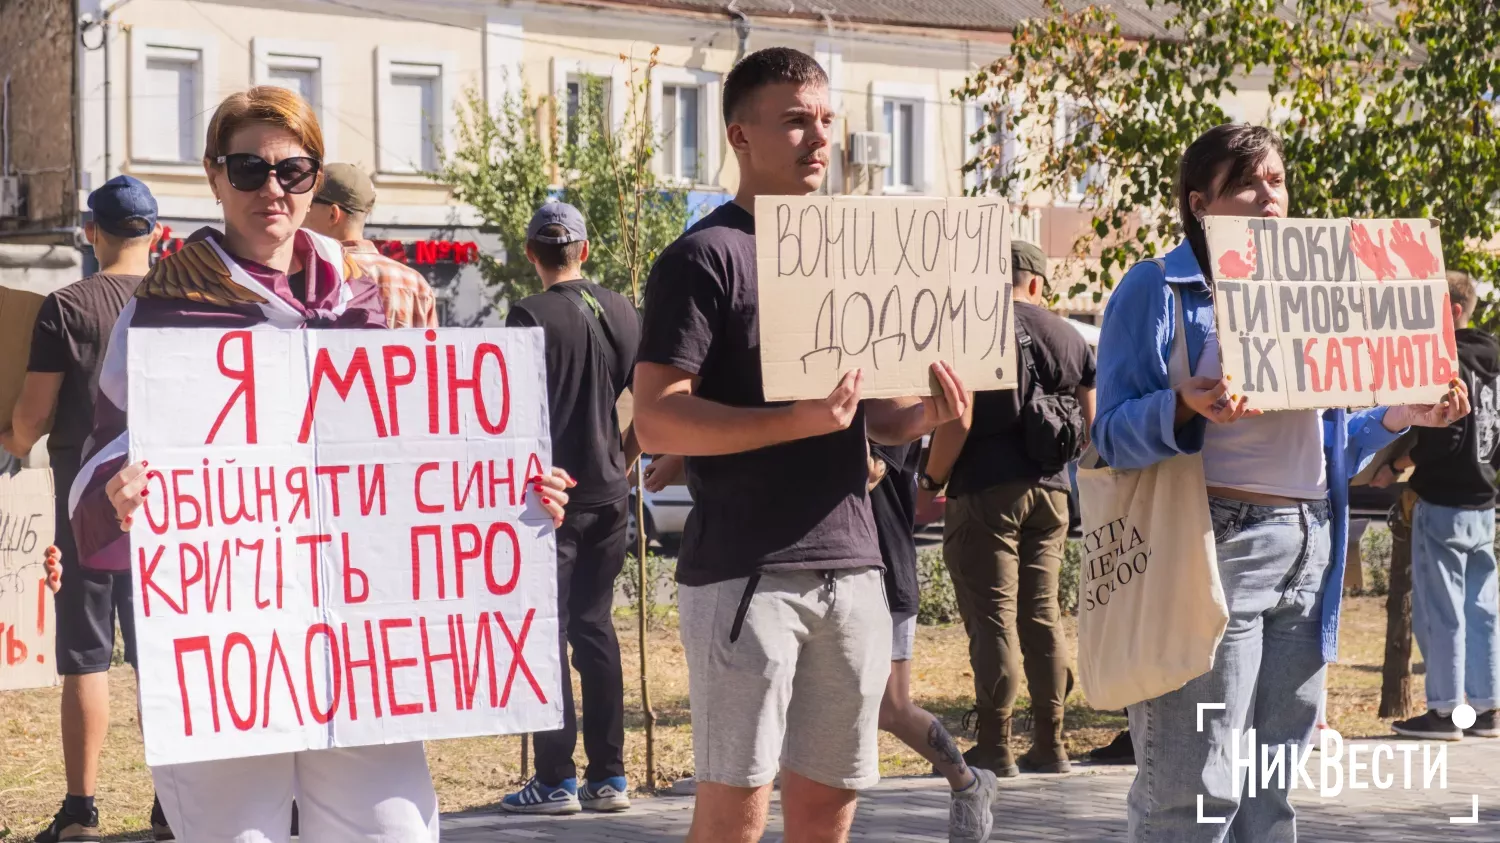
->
<box><xmin>949</xmin><ymin>768</ymin><xmax>997</xmax><ymax>842</ymax></box>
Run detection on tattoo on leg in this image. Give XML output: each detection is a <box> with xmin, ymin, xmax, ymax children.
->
<box><xmin>928</xmin><ymin>719</ymin><xmax>967</xmax><ymax>771</ymax></box>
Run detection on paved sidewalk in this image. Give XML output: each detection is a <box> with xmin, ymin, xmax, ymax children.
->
<box><xmin>444</xmin><ymin>737</ymin><xmax>1500</xmax><ymax>841</ymax></box>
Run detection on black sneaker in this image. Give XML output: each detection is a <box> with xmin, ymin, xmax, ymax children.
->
<box><xmin>151</xmin><ymin>795</ymin><xmax>174</xmax><ymax>841</ymax></box>
<box><xmin>1089</xmin><ymin>730</ymin><xmax>1136</xmax><ymax>764</ymax></box>
<box><xmin>1393</xmin><ymin>710</ymin><xmax>1463</xmax><ymax>741</ymax></box>
<box><xmin>33</xmin><ymin>803</ymin><xmax>101</xmax><ymax>843</ymax></box>
<box><xmin>1464</xmin><ymin>709</ymin><xmax>1500</xmax><ymax>738</ymax></box>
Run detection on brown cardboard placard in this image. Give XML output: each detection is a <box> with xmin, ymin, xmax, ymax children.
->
<box><xmin>0</xmin><ymin>467</ymin><xmax>59</xmax><ymax>691</ymax></box>
<box><xmin>1205</xmin><ymin>216</ymin><xmax>1454</xmax><ymax>410</ymax></box>
<box><xmin>755</xmin><ymin>195</ymin><xmax>1018</xmax><ymax>401</ymax></box>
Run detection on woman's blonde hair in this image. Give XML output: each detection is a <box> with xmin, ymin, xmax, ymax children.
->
<box><xmin>204</xmin><ymin>86</ymin><xmax>325</xmax><ymax>173</ymax></box>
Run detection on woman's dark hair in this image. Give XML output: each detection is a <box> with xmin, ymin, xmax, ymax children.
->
<box><xmin>1177</xmin><ymin>124</ymin><xmax>1285</xmax><ymax>277</ymax></box>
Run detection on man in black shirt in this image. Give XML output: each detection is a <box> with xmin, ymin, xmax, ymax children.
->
<box><xmin>923</xmin><ymin>241</ymin><xmax>1097</xmax><ymax>778</ymax></box>
<box><xmin>500</xmin><ymin>203</ymin><xmax>641</xmax><ymax>815</ymax></box>
<box><xmin>634</xmin><ymin>48</ymin><xmax>972</xmax><ymax>843</ymax></box>
<box><xmin>0</xmin><ymin>175</ymin><xmax>172</xmax><ymax>841</ymax></box>
<box><xmin>1389</xmin><ymin>271</ymin><xmax>1500</xmax><ymax>741</ymax></box>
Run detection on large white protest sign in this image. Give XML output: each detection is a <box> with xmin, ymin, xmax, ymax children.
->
<box><xmin>0</xmin><ymin>468</ymin><xmax>59</xmax><ymax>691</ymax></box>
<box><xmin>1205</xmin><ymin>216</ymin><xmax>1454</xmax><ymax>409</ymax></box>
<box><xmin>127</xmin><ymin>327</ymin><xmax>562</xmax><ymax>766</ymax></box>
<box><xmin>755</xmin><ymin>196</ymin><xmax>1018</xmax><ymax>401</ymax></box>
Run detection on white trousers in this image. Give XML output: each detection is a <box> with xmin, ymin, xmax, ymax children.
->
<box><xmin>152</xmin><ymin>741</ymin><xmax>439</xmax><ymax>843</ymax></box>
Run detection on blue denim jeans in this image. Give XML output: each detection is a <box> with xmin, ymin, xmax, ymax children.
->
<box><xmin>1127</xmin><ymin>497</ymin><xmax>1331</xmax><ymax>843</ymax></box>
<box><xmin>1411</xmin><ymin>500</ymin><xmax>1500</xmax><ymax>712</ymax></box>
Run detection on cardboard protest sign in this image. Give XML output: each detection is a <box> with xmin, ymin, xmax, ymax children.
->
<box><xmin>127</xmin><ymin>327</ymin><xmax>562</xmax><ymax>766</ymax></box>
<box><xmin>1205</xmin><ymin>216</ymin><xmax>1454</xmax><ymax>409</ymax></box>
<box><xmin>1</xmin><ymin>273</ymin><xmax>73</xmax><ymax>429</ymax></box>
<box><xmin>0</xmin><ymin>468</ymin><xmax>59</xmax><ymax>691</ymax></box>
<box><xmin>755</xmin><ymin>196</ymin><xmax>1018</xmax><ymax>401</ymax></box>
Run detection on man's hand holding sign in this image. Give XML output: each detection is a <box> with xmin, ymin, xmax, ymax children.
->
<box><xmin>124</xmin><ymin>326</ymin><xmax>568</xmax><ymax>767</ymax></box>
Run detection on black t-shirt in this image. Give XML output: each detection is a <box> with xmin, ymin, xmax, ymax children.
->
<box><xmin>948</xmin><ymin>301</ymin><xmax>1096</xmax><ymax>496</ymax></box>
<box><xmin>1409</xmin><ymin>328</ymin><xmax>1500</xmax><ymax>509</ymax></box>
<box><xmin>872</xmin><ymin>441</ymin><xmax>921</xmax><ymax>615</ymax></box>
<box><xmin>506</xmin><ymin>279</ymin><xmax>641</xmax><ymax>507</ymax></box>
<box><xmin>637</xmin><ymin>201</ymin><xmax>880</xmax><ymax>586</ymax></box>
<box><xmin>26</xmin><ymin>273</ymin><xmax>141</xmax><ymax>477</ymax></box>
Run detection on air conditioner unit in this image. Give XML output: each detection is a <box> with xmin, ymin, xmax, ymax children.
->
<box><xmin>848</xmin><ymin>132</ymin><xmax>892</xmax><ymax>168</ymax></box>
<box><xmin>0</xmin><ymin>176</ymin><xmax>24</xmax><ymax>219</ymax></box>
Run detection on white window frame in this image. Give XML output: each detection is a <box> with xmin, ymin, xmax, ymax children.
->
<box><xmin>963</xmin><ymin>93</ymin><xmax>1024</xmax><ymax>200</ymax></box>
<box><xmin>550</xmin><ymin>57</ymin><xmax>627</xmax><ymax>148</ymax></box>
<box><xmin>376</xmin><ymin>46</ymin><xmax>459</xmax><ymax>177</ymax></box>
<box><xmin>252</xmin><ymin>38</ymin><xmax>339</xmax><ymax>160</ymax></box>
<box><xmin>128</xmin><ymin>28</ymin><xmax>218</xmax><ymax>172</ymax></box>
<box><xmin>870</xmin><ymin>81</ymin><xmax>937</xmax><ymax>194</ymax></box>
<box><xmin>650</xmin><ymin>67</ymin><xmax>720</xmax><ymax>187</ymax></box>
<box><xmin>1054</xmin><ymin>97</ymin><xmax>1106</xmax><ymax>205</ymax></box>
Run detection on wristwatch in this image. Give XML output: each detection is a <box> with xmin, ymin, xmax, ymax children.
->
<box><xmin>917</xmin><ymin>472</ymin><xmax>944</xmax><ymax>492</ymax></box>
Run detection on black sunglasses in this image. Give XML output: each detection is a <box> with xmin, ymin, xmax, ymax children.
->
<box><xmin>215</xmin><ymin>153</ymin><xmax>321</xmax><ymax>194</ymax></box>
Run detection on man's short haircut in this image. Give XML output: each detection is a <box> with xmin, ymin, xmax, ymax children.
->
<box><xmin>722</xmin><ymin>47</ymin><xmax>828</xmax><ymax>124</ymax></box>
<box><xmin>528</xmin><ymin>223</ymin><xmax>586</xmax><ymax>271</ymax></box>
<box><xmin>1012</xmin><ymin>266</ymin><xmax>1040</xmax><ymax>288</ymax></box>
<box><xmin>91</xmin><ymin>224</ymin><xmax>152</xmax><ymax>248</ymax></box>
<box><xmin>1448</xmin><ymin>270</ymin><xmax>1479</xmax><ymax>325</ymax></box>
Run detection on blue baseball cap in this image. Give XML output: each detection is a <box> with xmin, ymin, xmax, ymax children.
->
<box><xmin>526</xmin><ymin>201</ymin><xmax>588</xmax><ymax>244</ymax></box>
<box><xmin>87</xmin><ymin>175</ymin><xmax>158</xmax><ymax>238</ymax></box>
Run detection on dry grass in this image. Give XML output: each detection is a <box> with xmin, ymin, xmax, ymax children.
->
<box><xmin>0</xmin><ymin>596</ymin><xmax>1415</xmax><ymax>839</ymax></box>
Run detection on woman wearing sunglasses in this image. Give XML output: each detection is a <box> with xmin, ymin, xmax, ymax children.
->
<box><xmin>65</xmin><ymin>86</ymin><xmax>576</xmax><ymax>842</ymax></box>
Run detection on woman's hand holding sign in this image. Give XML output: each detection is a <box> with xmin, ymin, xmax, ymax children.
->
<box><xmin>1383</xmin><ymin>378</ymin><xmax>1471</xmax><ymax>431</ymax></box>
<box><xmin>536</xmin><ymin>467</ymin><xmax>576</xmax><ymax>528</ymax></box>
<box><xmin>107</xmin><ymin>460</ymin><xmax>151</xmax><ymax>531</ymax></box>
<box><xmin>1175</xmin><ymin>374</ymin><xmax>1262</xmax><ymax>425</ymax></box>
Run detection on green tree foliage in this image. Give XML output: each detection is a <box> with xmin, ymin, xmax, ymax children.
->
<box><xmin>435</xmin><ymin>62</ymin><xmax>689</xmax><ymax>310</ymax></box>
<box><xmin>957</xmin><ymin>0</ymin><xmax>1500</xmax><ymax>313</ymax></box>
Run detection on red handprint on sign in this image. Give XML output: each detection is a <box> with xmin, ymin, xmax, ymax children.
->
<box><xmin>1390</xmin><ymin>220</ymin><xmax>1441</xmax><ymax>278</ymax></box>
<box><xmin>1216</xmin><ymin>233</ymin><xmax>1257</xmax><ymax>279</ymax></box>
<box><xmin>1351</xmin><ymin>222</ymin><xmax>1400</xmax><ymax>280</ymax></box>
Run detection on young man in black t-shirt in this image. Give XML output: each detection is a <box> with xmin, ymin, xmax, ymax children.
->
<box><xmin>1</xmin><ymin>175</ymin><xmax>173</xmax><ymax>841</ymax></box>
<box><xmin>499</xmin><ymin>203</ymin><xmax>641</xmax><ymax>815</ymax></box>
<box><xmin>633</xmin><ymin>48</ymin><xmax>975</xmax><ymax>843</ymax></box>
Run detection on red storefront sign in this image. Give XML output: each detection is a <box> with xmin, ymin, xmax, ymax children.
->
<box><xmin>150</xmin><ymin>227</ymin><xmax>479</xmax><ymax>266</ymax></box>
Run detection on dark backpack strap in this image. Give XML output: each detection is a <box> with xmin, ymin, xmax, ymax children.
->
<box><xmin>551</xmin><ymin>283</ymin><xmax>624</xmax><ymax>391</ymax></box>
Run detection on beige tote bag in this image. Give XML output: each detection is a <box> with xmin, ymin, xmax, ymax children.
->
<box><xmin>1074</xmin><ymin>278</ymin><xmax>1229</xmax><ymax>711</ymax></box>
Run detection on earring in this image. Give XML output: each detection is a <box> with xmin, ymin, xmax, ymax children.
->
<box><xmin>215</xmin><ymin>197</ymin><xmax>222</xmax><ymax>205</ymax></box>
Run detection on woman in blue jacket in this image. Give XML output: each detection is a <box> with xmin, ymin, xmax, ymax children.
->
<box><xmin>1093</xmin><ymin>123</ymin><xmax>1469</xmax><ymax>842</ymax></box>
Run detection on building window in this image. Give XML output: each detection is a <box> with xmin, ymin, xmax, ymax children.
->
<box><xmin>661</xmin><ymin>84</ymin><xmax>701</xmax><ymax>182</ymax></box>
<box><xmin>564</xmin><ymin>74</ymin><xmax>611</xmax><ymax>147</ymax></box>
<box><xmin>265</xmin><ymin>54</ymin><xmax>320</xmax><ymax>111</ymax></box>
<box><xmin>967</xmin><ymin>103</ymin><xmax>1019</xmax><ymax>198</ymax></box>
<box><xmin>884</xmin><ymin>99</ymin><xmax>917</xmax><ymax>189</ymax></box>
<box><xmin>1058</xmin><ymin>100</ymin><xmax>1105</xmax><ymax>203</ymax></box>
<box><xmin>140</xmin><ymin>46</ymin><xmax>201</xmax><ymax>163</ymax></box>
<box><xmin>388</xmin><ymin>62</ymin><xmax>440</xmax><ymax>172</ymax></box>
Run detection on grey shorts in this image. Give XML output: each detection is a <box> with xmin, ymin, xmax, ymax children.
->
<box><xmin>678</xmin><ymin>567</ymin><xmax>891</xmax><ymax>790</ymax></box>
<box><xmin>891</xmin><ymin>611</ymin><xmax>917</xmax><ymax>661</ymax></box>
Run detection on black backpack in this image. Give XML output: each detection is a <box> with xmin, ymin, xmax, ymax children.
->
<box><xmin>1017</xmin><ymin>327</ymin><xmax>1086</xmax><ymax>474</ymax></box>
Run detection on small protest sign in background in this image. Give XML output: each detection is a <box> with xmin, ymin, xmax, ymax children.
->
<box><xmin>755</xmin><ymin>196</ymin><xmax>1018</xmax><ymax>401</ymax></box>
<box><xmin>127</xmin><ymin>327</ymin><xmax>562</xmax><ymax>766</ymax></box>
<box><xmin>0</xmin><ymin>468</ymin><xmax>59</xmax><ymax>691</ymax></box>
<box><xmin>1205</xmin><ymin>216</ymin><xmax>1454</xmax><ymax>409</ymax></box>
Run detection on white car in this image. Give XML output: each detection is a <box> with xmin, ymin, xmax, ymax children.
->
<box><xmin>627</xmin><ymin>457</ymin><xmax>692</xmax><ymax>555</ymax></box>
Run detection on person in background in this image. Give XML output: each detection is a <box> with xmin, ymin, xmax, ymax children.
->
<box><xmin>1384</xmin><ymin>270</ymin><xmax>1500</xmax><ymax>740</ymax></box>
<box><xmin>500</xmin><ymin>203</ymin><xmax>641</xmax><ymax>814</ymax></box>
<box><xmin>632</xmin><ymin>47</ymin><xmax>968</xmax><ymax>843</ymax></box>
<box><xmin>67</xmin><ymin>86</ymin><xmax>575</xmax><ymax>843</ymax></box>
<box><xmin>868</xmin><ymin>441</ymin><xmax>997</xmax><ymax>842</ymax></box>
<box><xmin>0</xmin><ymin>175</ymin><xmax>173</xmax><ymax>843</ymax></box>
<box><xmin>302</xmin><ymin>163</ymin><xmax>438</xmax><ymax>328</ymax></box>
<box><xmin>1093</xmin><ymin>122</ymin><xmax>1468</xmax><ymax>842</ymax></box>
<box><xmin>922</xmin><ymin>241</ymin><xmax>1096</xmax><ymax>777</ymax></box>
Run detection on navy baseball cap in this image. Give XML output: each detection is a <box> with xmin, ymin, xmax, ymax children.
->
<box><xmin>88</xmin><ymin>175</ymin><xmax>158</xmax><ymax>238</ymax></box>
<box><xmin>526</xmin><ymin>202</ymin><xmax>588</xmax><ymax>244</ymax></box>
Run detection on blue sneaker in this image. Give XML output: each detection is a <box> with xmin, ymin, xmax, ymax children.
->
<box><xmin>500</xmin><ymin>777</ymin><xmax>581</xmax><ymax>815</ymax></box>
<box><xmin>579</xmin><ymin>776</ymin><xmax>632</xmax><ymax>812</ymax></box>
